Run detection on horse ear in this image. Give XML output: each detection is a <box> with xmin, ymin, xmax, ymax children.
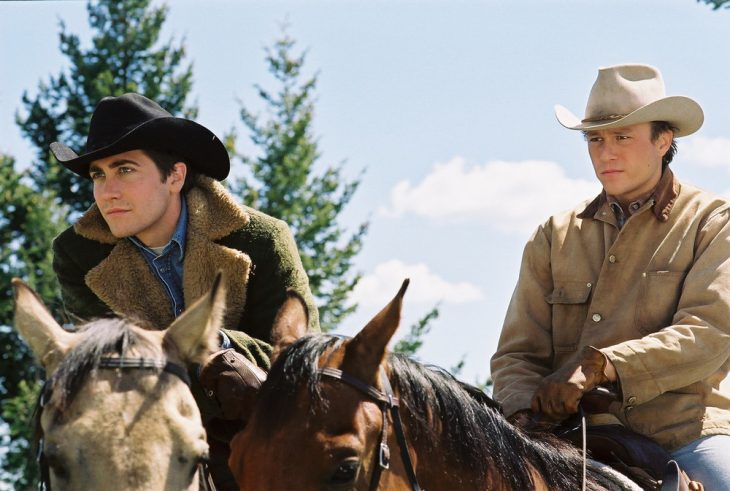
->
<box><xmin>12</xmin><ymin>278</ymin><xmax>73</xmax><ymax>373</ymax></box>
<box><xmin>270</xmin><ymin>290</ymin><xmax>309</xmax><ymax>362</ymax></box>
<box><xmin>343</xmin><ymin>279</ymin><xmax>409</xmax><ymax>380</ymax></box>
<box><xmin>165</xmin><ymin>272</ymin><xmax>226</xmax><ymax>364</ymax></box>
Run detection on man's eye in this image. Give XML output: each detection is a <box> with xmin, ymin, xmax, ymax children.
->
<box><xmin>118</xmin><ymin>166</ymin><xmax>133</xmax><ymax>174</ymax></box>
<box><xmin>89</xmin><ymin>171</ymin><xmax>104</xmax><ymax>180</ymax></box>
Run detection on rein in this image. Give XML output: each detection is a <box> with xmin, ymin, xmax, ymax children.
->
<box><xmin>37</xmin><ymin>356</ymin><xmax>205</xmax><ymax>491</ymax></box>
<box><xmin>319</xmin><ymin>367</ymin><xmax>422</xmax><ymax>491</ymax></box>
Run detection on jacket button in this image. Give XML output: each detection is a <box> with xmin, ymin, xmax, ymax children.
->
<box><xmin>628</xmin><ymin>396</ymin><xmax>637</xmax><ymax>405</ymax></box>
<box><xmin>592</xmin><ymin>313</ymin><xmax>602</xmax><ymax>323</ymax></box>
<box><xmin>608</xmin><ymin>255</ymin><xmax>616</xmax><ymax>263</ymax></box>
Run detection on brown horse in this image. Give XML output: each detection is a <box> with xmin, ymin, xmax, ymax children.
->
<box><xmin>229</xmin><ymin>280</ymin><xmax>642</xmax><ymax>491</ymax></box>
<box><xmin>12</xmin><ymin>275</ymin><xmax>226</xmax><ymax>491</ymax></box>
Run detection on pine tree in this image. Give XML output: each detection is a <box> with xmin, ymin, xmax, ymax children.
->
<box><xmin>233</xmin><ymin>31</ymin><xmax>368</xmax><ymax>332</ymax></box>
<box><xmin>16</xmin><ymin>0</ymin><xmax>195</xmax><ymax>214</ymax></box>
<box><xmin>0</xmin><ymin>153</ymin><xmax>66</xmax><ymax>487</ymax></box>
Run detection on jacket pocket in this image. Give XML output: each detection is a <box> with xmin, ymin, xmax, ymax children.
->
<box><xmin>546</xmin><ymin>281</ymin><xmax>592</xmax><ymax>353</ymax></box>
<box><xmin>635</xmin><ymin>271</ymin><xmax>686</xmax><ymax>335</ymax></box>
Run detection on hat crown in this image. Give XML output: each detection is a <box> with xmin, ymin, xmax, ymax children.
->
<box><xmin>584</xmin><ymin>64</ymin><xmax>666</xmax><ymax>122</ymax></box>
<box><xmin>86</xmin><ymin>93</ymin><xmax>172</xmax><ymax>152</ymax></box>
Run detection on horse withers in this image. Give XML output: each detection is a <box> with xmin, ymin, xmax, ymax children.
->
<box><xmin>12</xmin><ymin>274</ymin><xmax>227</xmax><ymax>491</ymax></box>
<box><xmin>229</xmin><ymin>279</ymin><xmax>631</xmax><ymax>490</ymax></box>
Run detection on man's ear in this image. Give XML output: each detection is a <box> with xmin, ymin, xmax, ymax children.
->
<box><xmin>656</xmin><ymin>128</ymin><xmax>673</xmax><ymax>156</ymax></box>
<box><xmin>169</xmin><ymin>162</ymin><xmax>187</xmax><ymax>192</ymax></box>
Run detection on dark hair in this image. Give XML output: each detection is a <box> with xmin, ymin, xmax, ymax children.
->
<box><xmin>650</xmin><ymin>121</ymin><xmax>678</xmax><ymax>169</ymax></box>
<box><xmin>142</xmin><ymin>148</ymin><xmax>198</xmax><ymax>193</ymax></box>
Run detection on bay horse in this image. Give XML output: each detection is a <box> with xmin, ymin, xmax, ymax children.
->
<box><xmin>229</xmin><ymin>280</ymin><xmax>643</xmax><ymax>491</ymax></box>
<box><xmin>12</xmin><ymin>274</ymin><xmax>226</xmax><ymax>491</ymax></box>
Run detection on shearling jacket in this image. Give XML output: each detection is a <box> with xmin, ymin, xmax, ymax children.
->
<box><xmin>491</xmin><ymin>169</ymin><xmax>730</xmax><ymax>451</ymax></box>
<box><xmin>52</xmin><ymin>175</ymin><xmax>320</xmax><ymax>370</ymax></box>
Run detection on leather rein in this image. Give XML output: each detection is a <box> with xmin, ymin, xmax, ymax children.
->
<box><xmin>318</xmin><ymin>366</ymin><xmax>422</xmax><ymax>491</ymax></box>
<box><xmin>37</xmin><ymin>356</ymin><xmax>214</xmax><ymax>491</ymax></box>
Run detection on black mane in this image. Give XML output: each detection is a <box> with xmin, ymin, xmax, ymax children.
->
<box><xmin>254</xmin><ymin>333</ymin><xmax>605</xmax><ymax>490</ymax></box>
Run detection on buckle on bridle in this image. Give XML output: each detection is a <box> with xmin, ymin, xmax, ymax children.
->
<box><xmin>379</xmin><ymin>442</ymin><xmax>391</xmax><ymax>469</ymax></box>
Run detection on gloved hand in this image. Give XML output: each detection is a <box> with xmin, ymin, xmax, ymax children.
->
<box><xmin>531</xmin><ymin>345</ymin><xmax>608</xmax><ymax>421</ymax></box>
<box><xmin>199</xmin><ymin>348</ymin><xmax>267</xmax><ymax>428</ymax></box>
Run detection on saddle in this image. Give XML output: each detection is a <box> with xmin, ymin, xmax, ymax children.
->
<box><xmin>554</xmin><ymin>387</ymin><xmax>699</xmax><ymax>491</ymax></box>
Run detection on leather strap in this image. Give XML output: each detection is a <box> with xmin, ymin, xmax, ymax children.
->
<box><xmin>319</xmin><ymin>367</ymin><xmax>422</xmax><ymax>491</ymax></box>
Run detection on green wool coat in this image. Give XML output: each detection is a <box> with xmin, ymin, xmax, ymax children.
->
<box><xmin>52</xmin><ymin>175</ymin><xmax>320</xmax><ymax>426</ymax></box>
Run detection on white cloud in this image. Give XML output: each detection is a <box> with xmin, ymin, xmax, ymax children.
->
<box><xmin>350</xmin><ymin>259</ymin><xmax>483</xmax><ymax>307</ymax></box>
<box><xmin>682</xmin><ymin>136</ymin><xmax>730</xmax><ymax>169</ymax></box>
<box><xmin>381</xmin><ymin>157</ymin><xmax>599</xmax><ymax>234</ymax></box>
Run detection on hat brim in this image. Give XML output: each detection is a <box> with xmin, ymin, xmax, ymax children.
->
<box><xmin>555</xmin><ymin>95</ymin><xmax>704</xmax><ymax>138</ymax></box>
<box><xmin>50</xmin><ymin>117</ymin><xmax>230</xmax><ymax>180</ymax></box>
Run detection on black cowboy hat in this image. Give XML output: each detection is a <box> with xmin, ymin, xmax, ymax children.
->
<box><xmin>50</xmin><ymin>93</ymin><xmax>230</xmax><ymax>180</ymax></box>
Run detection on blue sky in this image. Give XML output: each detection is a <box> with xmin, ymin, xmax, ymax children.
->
<box><xmin>2</xmin><ymin>0</ymin><xmax>730</xmax><ymax>386</ymax></box>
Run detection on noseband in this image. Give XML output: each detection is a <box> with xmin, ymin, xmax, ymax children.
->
<box><xmin>319</xmin><ymin>367</ymin><xmax>422</xmax><ymax>491</ymax></box>
<box><xmin>37</xmin><ymin>356</ymin><xmax>208</xmax><ymax>491</ymax></box>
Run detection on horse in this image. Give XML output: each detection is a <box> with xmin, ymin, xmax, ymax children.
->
<box><xmin>12</xmin><ymin>274</ymin><xmax>227</xmax><ymax>491</ymax></box>
<box><xmin>229</xmin><ymin>279</ymin><xmax>646</xmax><ymax>491</ymax></box>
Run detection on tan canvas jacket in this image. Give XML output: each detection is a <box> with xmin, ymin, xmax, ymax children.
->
<box><xmin>491</xmin><ymin>169</ymin><xmax>730</xmax><ymax>450</ymax></box>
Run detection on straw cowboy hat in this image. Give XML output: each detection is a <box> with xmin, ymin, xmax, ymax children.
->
<box><xmin>555</xmin><ymin>64</ymin><xmax>703</xmax><ymax>137</ymax></box>
<box><xmin>50</xmin><ymin>93</ymin><xmax>230</xmax><ymax>180</ymax></box>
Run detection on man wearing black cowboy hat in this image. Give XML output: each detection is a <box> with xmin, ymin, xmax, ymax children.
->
<box><xmin>51</xmin><ymin>92</ymin><xmax>319</xmax><ymax>489</ymax></box>
<box><xmin>491</xmin><ymin>64</ymin><xmax>730</xmax><ymax>487</ymax></box>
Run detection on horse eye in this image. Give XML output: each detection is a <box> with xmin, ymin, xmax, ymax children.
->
<box><xmin>329</xmin><ymin>459</ymin><xmax>359</xmax><ymax>484</ymax></box>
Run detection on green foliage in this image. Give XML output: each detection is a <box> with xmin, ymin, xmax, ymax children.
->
<box><xmin>698</xmin><ymin>0</ymin><xmax>730</xmax><ymax>9</ymax></box>
<box><xmin>1</xmin><ymin>380</ymin><xmax>42</xmax><ymax>490</ymax></box>
<box><xmin>16</xmin><ymin>0</ymin><xmax>195</xmax><ymax>214</ymax></box>
<box><xmin>232</xmin><ymin>30</ymin><xmax>368</xmax><ymax>332</ymax></box>
<box><xmin>0</xmin><ymin>153</ymin><xmax>64</xmax><ymax>489</ymax></box>
<box><xmin>393</xmin><ymin>306</ymin><xmax>439</xmax><ymax>357</ymax></box>
<box><xmin>0</xmin><ymin>154</ymin><xmax>65</xmax><ymax>400</ymax></box>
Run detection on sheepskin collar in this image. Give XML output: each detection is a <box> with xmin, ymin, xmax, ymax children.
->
<box><xmin>75</xmin><ymin>176</ymin><xmax>252</xmax><ymax>330</ymax></box>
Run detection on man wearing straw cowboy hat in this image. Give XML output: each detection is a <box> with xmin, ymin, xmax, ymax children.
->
<box><xmin>491</xmin><ymin>64</ymin><xmax>730</xmax><ymax>486</ymax></box>
<box><xmin>49</xmin><ymin>92</ymin><xmax>319</xmax><ymax>489</ymax></box>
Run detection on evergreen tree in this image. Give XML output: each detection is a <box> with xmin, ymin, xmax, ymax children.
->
<box><xmin>16</xmin><ymin>0</ymin><xmax>195</xmax><ymax>214</ymax></box>
<box><xmin>233</xmin><ymin>31</ymin><xmax>368</xmax><ymax>332</ymax></box>
<box><xmin>0</xmin><ymin>153</ymin><xmax>66</xmax><ymax>487</ymax></box>
<box><xmin>698</xmin><ymin>0</ymin><xmax>730</xmax><ymax>9</ymax></box>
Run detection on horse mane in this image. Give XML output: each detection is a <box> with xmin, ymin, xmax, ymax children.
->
<box><xmin>44</xmin><ymin>318</ymin><xmax>162</xmax><ymax>416</ymax></box>
<box><xmin>256</xmin><ymin>333</ymin><xmax>605</xmax><ymax>491</ymax></box>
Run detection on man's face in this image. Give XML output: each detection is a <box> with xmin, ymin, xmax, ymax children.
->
<box><xmin>89</xmin><ymin>149</ymin><xmax>186</xmax><ymax>247</ymax></box>
<box><xmin>586</xmin><ymin>123</ymin><xmax>672</xmax><ymax>205</ymax></box>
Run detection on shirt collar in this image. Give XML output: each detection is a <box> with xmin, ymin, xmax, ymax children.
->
<box><xmin>128</xmin><ymin>196</ymin><xmax>187</xmax><ymax>257</ymax></box>
<box><xmin>578</xmin><ymin>167</ymin><xmax>679</xmax><ymax>222</ymax></box>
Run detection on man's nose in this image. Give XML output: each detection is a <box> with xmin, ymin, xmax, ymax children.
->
<box><xmin>599</xmin><ymin>141</ymin><xmax>618</xmax><ymax>161</ymax></box>
<box><xmin>96</xmin><ymin>177</ymin><xmax>121</xmax><ymax>199</ymax></box>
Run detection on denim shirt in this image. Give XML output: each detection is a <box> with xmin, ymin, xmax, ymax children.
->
<box><xmin>128</xmin><ymin>197</ymin><xmax>187</xmax><ymax>317</ymax></box>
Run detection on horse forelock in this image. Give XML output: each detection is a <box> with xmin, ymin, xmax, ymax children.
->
<box><xmin>253</xmin><ymin>334</ymin><xmax>345</xmax><ymax>431</ymax></box>
<box><xmin>45</xmin><ymin>318</ymin><xmax>162</xmax><ymax>417</ymax></box>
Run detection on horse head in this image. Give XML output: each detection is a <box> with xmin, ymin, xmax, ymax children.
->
<box><xmin>13</xmin><ymin>273</ymin><xmax>226</xmax><ymax>491</ymax></box>
<box><xmin>229</xmin><ymin>279</ymin><xmax>415</xmax><ymax>490</ymax></box>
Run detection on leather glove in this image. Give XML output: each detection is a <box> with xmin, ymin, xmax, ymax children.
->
<box><xmin>199</xmin><ymin>348</ymin><xmax>267</xmax><ymax>426</ymax></box>
<box><xmin>531</xmin><ymin>346</ymin><xmax>608</xmax><ymax>421</ymax></box>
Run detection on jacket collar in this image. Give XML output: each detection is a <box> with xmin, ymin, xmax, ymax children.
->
<box><xmin>577</xmin><ymin>167</ymin><xmax>679</xmax><ymax>222</ymax></box>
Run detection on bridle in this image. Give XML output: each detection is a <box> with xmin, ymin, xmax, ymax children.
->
<box><xmin>318</xmin><ymin>366</ymin><xmax>422</xmax><ymax>491</ymax></box>
<box><xmin>37</xmin><ymin>356</ymin><xmax>215</xmax><ymax>491</ymax></box>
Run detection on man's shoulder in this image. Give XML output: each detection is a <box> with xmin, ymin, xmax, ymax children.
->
<box><xmin>220</xmin><ymin>205</ymin><xmax>291</xmax><ymax>248</ymax></box>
